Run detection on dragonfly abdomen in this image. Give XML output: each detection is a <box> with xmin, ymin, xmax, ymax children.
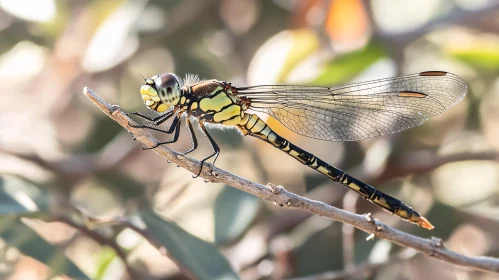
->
<box><xmin>238</xmin><ymin>114</ymin><xmax>434</xmax><ymax>230</ymax></box>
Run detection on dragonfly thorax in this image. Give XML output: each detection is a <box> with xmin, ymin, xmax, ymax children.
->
<box><xmin>140</xmin><ymin>73</ymin><xmax>183</xmax><ymax>113</ymax></box>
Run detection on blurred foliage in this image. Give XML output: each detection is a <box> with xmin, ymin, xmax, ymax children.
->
<box><xmin>140</xmin><ymin>208</ymin><xmax>239</xmax><ymax>280</ymax></box>
<box><xmin>450</xmin><ymin>47</ymin><xmax>499</xmax><ymax>72</ymax></box>
<box><xmin>311</xmin><ymin>42</ymin><xmax>385</xmax><ymax>85</ymax></box>
<box><xmin>214</xmin><ymin>185</ymin><xmax>260</xmax><ymax>244</ymax></box>
<box><xmin>0</xmin><ymin>217</ymin><xmax>89</xmax><ymax>279</ymax></box>
<box><xmin>0</xmin><ymin>175</ymin><xmax>49</xmax><ymax>214</ymax></box>
<box><xmin>0</xmin><ymin>0</ymin><xmax>498</xmax><ymax>279</ymax></box>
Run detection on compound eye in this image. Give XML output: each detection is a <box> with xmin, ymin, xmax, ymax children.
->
<box><xmin>155</xmin><ymin>73</ymin><xmax>179</xmax><ymax>95</ymax></box>
<box><xmin>154</xmin><ymin>73</ymin><xmax>181</xmax><ymax>105</ymax></box>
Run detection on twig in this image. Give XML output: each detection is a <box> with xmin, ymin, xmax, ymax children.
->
<box><xmin>9</xmin><ymin>131</ymin><xmax>138</xmax><ymax>176</ymax></box>
<box><xmin>64</xmin><ymin>205</ymin><xmax>196</xmax><ymax>280</ymax></box>
<box><xmin>83</xmin><ymin>87</ymin><xmax>499</xmax><ymax>274</ymax></box>
<box><xmin>53</xmin><ymin>216</ymin><xmax>140</xmax><ymax>280</ymax></box>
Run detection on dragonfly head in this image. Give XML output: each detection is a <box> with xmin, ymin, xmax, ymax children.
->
<box><xmin>140</xmin><ymin>73</ymin><xmax>182</xmax><ymax>112</ymax></box>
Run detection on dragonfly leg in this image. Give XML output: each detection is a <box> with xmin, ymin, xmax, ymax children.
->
<box><xmin>180</xmin><ymin>117</ymin><xmax>199</xmax><ymax>156</ymax></box>
<box><xmin>126</xmin><ymin>111</ymin><xmax>156</xmax><ymax>122</ymax></box>
<box><xmin>132</xmin><ymin>115</ymin><xmax>180</xmax><ymax>137</ymax></box>
<box><xmin>128</xmin><ymin>109</ymin><xmax>175</xmax><ymax>128</ymax></box>
<box><xmin>193</xmin><ymin>122</ymin><xmax>220</xmax><ymax>178</ymax></box>
<box><xmin>142</xmin><ymin>115</ymin><xmax>181</xmax><ymax>150</ymax></box>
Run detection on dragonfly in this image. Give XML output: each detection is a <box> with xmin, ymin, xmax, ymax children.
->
<box><xmin>128</xmin><ymin>71</ymin><xmax>467</xmax><ymax>230</ymax></box>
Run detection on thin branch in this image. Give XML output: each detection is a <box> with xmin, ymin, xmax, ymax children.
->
<box><xmin>83</xmin><ymin>87</ymin><xmax>499</xmax><ymax>274</ymax></box>
<box><xmin>53</xmin><ymin>216</ymin><xmax>140</xmax><ymax>280</ymax></box>
<box><xmin>68</xmin><ymin>204</ymin><xmax>196</xmax><ymax>280</ymax></box>
<box><xmin>9</xmin><ymin>131</ymin><xmax>138</xmax><ymax>177</ymax></box>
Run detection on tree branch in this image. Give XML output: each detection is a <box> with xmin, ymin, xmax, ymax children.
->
<box><xmin>53</xmin><ymin>216</ymin><xmax>140</xmax><ymax>280</ymax></box>
<box><xmin>83</xmin><ymin>87</ymin><xmax>499</xmax><ymax>274</ymax></box>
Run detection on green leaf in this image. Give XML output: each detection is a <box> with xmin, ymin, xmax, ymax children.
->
<box><xmin>0</xmin><ymin>217</ymin><xmax>90</xmax><ymax>279</ymax></box>
<box><xmin>293</xmin><ymin>221</ymin><xmax>342</xmax><ymax>276</ymax></box>
<box><xmin>0</xmin><ymin>175</ymin><xmax>49</xmax><ymax>214</ymax></box>
<box><xmin>95</xmin><ymin>247</ymin><xmax>118</xmax><ymax>280</ymax></box>
<box><xmin>140</xmin><ymin>209</ymin><xmax>239</xmax><ymax>280</ymax></box>
<box><xmin>448</xmin><ymin>46</ymin><xmax>499</xmax><ymax>71</ymax></box>
<box><xmin>310</xmin><ymin>43</ymin><xmax>386</xmax><ymax>86</ymax></box>
<box><xmin>277</xmin><ymin>29</ymin><xmax>320</xmax><ymax>83</ymax></box>
<box><xmin>214</xmin><ymin>186</ymin><xmax>260</xmax><ymax>244</ymax></box>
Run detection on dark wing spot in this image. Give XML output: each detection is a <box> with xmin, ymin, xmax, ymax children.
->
<box><xmin>419</xmin><ymin>71</ymin><xmax>447</xmax><ymax>76</ymax></box>
<box><xmin>398</xmin><ymin>90</ymin><xmax>427</xmax><ymax>98</ymax></box>
<box><xmin>167</xmin><ymin>87</ymin><xmax>172</xmax><ymax>94</ymax></box>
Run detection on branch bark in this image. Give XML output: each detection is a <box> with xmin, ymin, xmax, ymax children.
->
<box><xmin>83</xmin><ymin>87</ymin><xmax>499</xmax><ymax>274</ymax></box>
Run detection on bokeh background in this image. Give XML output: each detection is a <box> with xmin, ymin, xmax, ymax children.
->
<box><xmin>0</xmin><ymin>0</ymin><xmax>498</xmax><ymax>279</ymax></box>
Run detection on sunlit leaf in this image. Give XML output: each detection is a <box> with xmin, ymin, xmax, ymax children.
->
<box><xmin>0</xmin><ymin>217</ymin><xmax>89</xmax><ymax>279</ymax></box>
<box><xmin>0</xmin><ymin>175</ymin><xmax>49</xmax><ymax>214</ymax></box>
<box><xmin>310</xmin><ymin>43</ymin><xmax>385</xmax><ymax>86</ymax></box>
<box><xmin>81</xmin><ymin>0</ymin><xmax>146</xmax><ymax>72</ymax></box>
<box><xmin>326</xmin><ymin>0</ymin><xmax>369</xmax><ymax>44</ymax></box>
<box><xmin>214</xmin><ymin>186</ymin><xmax>260</xmax><ymax>244</ymax></box>
<box><xmin>0</xmin><ymin>41</ymin><xmax>47</xmax><ymax>81</ymax></box>
<box><xmin>371</xmin><ymin>1</ymin><xmax>440</xmax><ymax>34</ymax></box>
<box><xmin>0</xmin><ymin>0</ymin><xmax>56</xmax><ymax>23</ymax></box>
<box><xmin>248</xmin><ymin>29</ymin><xmax>319</xmax><ymax>85</ymax></box>
<box><xmin>432</xmin><ymin>160</ymin><xmax>499</xmax><ymax>218</ymax></box>
<box><xmin>95</xmin><ymin>247</ymin><xmax>117</xmax><ymax>280</ymax></box>
<box><xmin>140</xmin><ymin>208</ymin><xmax>239</xmax><ymax>280</ymax></box>
<box><xmin>277</xmin><ymin>29</ymin><xmax>320</xmax><ymax>83</ymax></box>
<box><xmin>448</xmin><ymin>46</ymin><xmax>499</xmax><ymax>71</ymax></box>
<box><xmin>448</xmin><ymin>224</ymin><xmax>488</xmax><ymax>256</ymax></box>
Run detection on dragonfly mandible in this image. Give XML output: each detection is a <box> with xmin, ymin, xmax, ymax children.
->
<box><xmin>128</xmin><ymin>71</ymin><xmax>467</xmax><ymax>230</ymax></box>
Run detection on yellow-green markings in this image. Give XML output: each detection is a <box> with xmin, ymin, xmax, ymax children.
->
<box><xmin>196</xmin><ymin>89</ymin><xmax>247</xmax><ymax>125</ymax></box>
<box><xmin>140</xmin><ymin>84</ymin><xmax>168</xmax><ymax>112</ymax></box>
<box><xmin>199</xmin><ymin>89</ymin><xmax>232</xmax><ymax>112</ymax></box>
<box><xmin>214</xmin><ymin>105</ymin><xmax>241</xmax><ymax>125</ymax></box>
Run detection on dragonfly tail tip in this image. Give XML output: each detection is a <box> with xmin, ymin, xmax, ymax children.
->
<box><xmin>419</xmin><ymin>216</ymin><xmax>435</xmax><ymax>230</ymax></box>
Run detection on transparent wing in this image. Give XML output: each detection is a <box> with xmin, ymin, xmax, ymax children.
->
<box><xmin>237</xmin><ymin>71</ymin><xmax>467</xmax><ymax>141</ymax></box>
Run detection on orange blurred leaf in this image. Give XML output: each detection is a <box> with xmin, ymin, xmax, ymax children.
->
<box><xmin>325</xmin><ymin>0</ymin><xmax>369</xmax><ymax>44</ymax></box>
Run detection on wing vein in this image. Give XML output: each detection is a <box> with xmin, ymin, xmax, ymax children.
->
<box><xmin>237</xmin><ymin>72</ymin><xmax>467</xmax><ymax>141</ymax></box>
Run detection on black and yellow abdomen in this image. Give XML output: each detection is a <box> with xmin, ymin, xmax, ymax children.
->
<box><xmin>236</xmin><ymin>114</ymin><xmax>433</xmax><ymax>229</ymax></box>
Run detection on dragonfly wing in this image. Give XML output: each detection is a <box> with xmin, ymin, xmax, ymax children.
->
<box><xmin>238</xmin><ymin>72</ymin><xmax>467</xmax><ymax>141</ymax></box>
